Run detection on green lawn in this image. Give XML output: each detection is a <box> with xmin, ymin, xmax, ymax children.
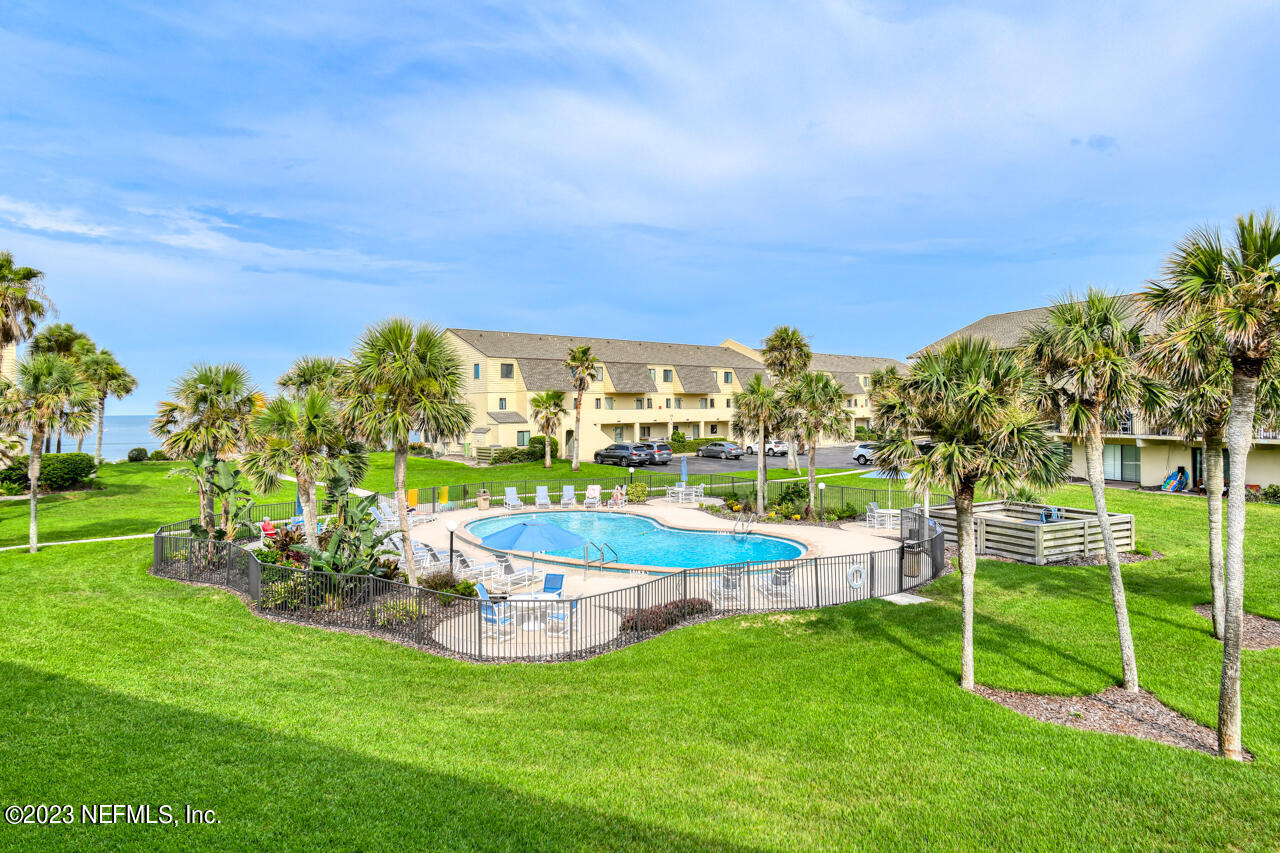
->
<box><xmin>1</xmin><ymin>484</ymin><xmax>1278</xmax><ymax>849</ymax></box>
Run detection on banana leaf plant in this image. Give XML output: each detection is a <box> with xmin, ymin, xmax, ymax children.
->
<box><xmin>299</xmin><ymin>491</ymin><xmax>398</xmax><ymax>577</ymax></box>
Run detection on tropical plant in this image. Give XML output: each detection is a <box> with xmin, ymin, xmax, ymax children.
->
<box><xmin>28</xmin><ymin>323</ymin><xmax>93</xmax><ymax>452</ymax></box>
<box><xmin>872</xmin><ymin>337</ymin><xmax>1069</xmax><ymax>689</ymax></box>
<box><xmin>786</xmin><ymin>371</ymin><xmax>852</xmax><ymax>515</ymax></box>
<box><xmin>563</xmin><ymin>344</ymin><xmax>601</xmax><ymax>472</ymax></box>
<box><xmin>1142</xmin><ymin>210</ymin><xmax>1280</xmax><ymax>761</ymax></box>
<box><xmin>242</xmin><ymin>388</ymin><xmax>363</xmax><ymax>549</ymax></box>
<box><xmin>152</xmin><ymin>363</ymin><xmax>263</xmax><ymax>531</ymax></box>
<box><xmin>1020</xmin><ymin>289</ymin><xmax>1165</xmax><ymax>693</ymax></box>
<box><xmin>299</xmin><ymin>492</ymin><xmax>398</xmax><ymax>577</ymax></box>
<box><xmin>0</xmin><ymin>353</ymin><xmax>96</xmax><ymax>552</ymax></box>
<box><xmin>0</xmin><ymin>251</ymin><xmax>53</xmax><ymax>367</ymax></box>
<box><xmin>762</xmin><ymin>325</ymin><xmax>812</xmax><ymax>470</ymax></box>
<box><xmin>732</xmin><ymin>373</ymin><xmax>784</xmax><ymax>514</ymax></box>
<box><xmin>341</xmin><ymin>318</ymin><xmax>473</xmax><ymax>585</ymax></box>
<box><xmin>78</xmin><ymin>348</ymin><xmax>137</xmax><ymax>464</ymax></box>
<box><xmin>278</xmin><ymin>355</ymin><xmax>342</xmax><ymax>396</ymax></box>
<box><xmin>529</xmin><ymin>390</ymin><xmax>568</xmax><ymax>469</ymax></box>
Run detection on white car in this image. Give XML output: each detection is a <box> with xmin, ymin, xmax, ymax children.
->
<box><xmin>745</xmin><ymin>439</ymin><xmax>789</xmax><ymax>456</ymax></box>
<box><xmin>851</xmin><ymin>443</ymin><xmax>877</xmax><ymax>465</ymax></box>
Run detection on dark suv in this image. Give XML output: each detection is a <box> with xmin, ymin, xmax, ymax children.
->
<box><xmin>634</xmin><ymin>441</ymin><xmax>673</xmax><ymax>465</ymax></box>
<box><xmin>593</xmin><ymin>443</ymin><xmax>652</xmax><ymax>466</ymax></box>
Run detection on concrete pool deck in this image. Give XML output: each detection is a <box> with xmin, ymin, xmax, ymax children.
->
<box><xmin>407</xmin><ymin>499</ymin><xmax>902</xmax><ymax>598</ymax></box>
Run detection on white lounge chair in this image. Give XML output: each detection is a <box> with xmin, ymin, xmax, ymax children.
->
<box><xmin>493</xmin><ymin>554</ymin><xmax>539</xmax><ymax>590</ymax></box>
<box><xmin>757</xmin><ymin>565</ymin><xmax>796</xmax><ymax>603</ymax></box>
<box><xmin>503</xmin><ymin>487</ymin><xmax>524</xmax><ymax>510</ymax></box>
<box><xmin>865</xmin><ymin>502</ymin><xmax>893</xmax><ymax>529</ymax></box>
<box><xmin>582</xmin><ymin>485</ymin><xmax>602</xmax><ymax>508</ymax></box>
<box><xmin>455</xmin><ymin>552</ymin><xmax>500</xmax><ymax>582</ymax></box>
<box><xmin>607</xmin><ymin>487</ymin><xmax>626</xmax><ymax>509</ymax></box>
<box><xmin>535</xmin><ymin>486</ymin><xmax>552</xmax><ymax>509</ymax></box>
<box><xmin>560</xmin><ymin>485</ymin><xmax>576</xmax><ymax>508</ymax></box>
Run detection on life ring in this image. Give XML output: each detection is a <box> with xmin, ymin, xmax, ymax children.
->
<box><xmin>847</xmin><ymin>565</ymin><xmax>865</xmax><ymax>589</ymax></box>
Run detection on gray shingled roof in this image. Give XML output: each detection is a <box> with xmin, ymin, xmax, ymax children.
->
<box><xmin>733</xmin><ymin>367</ymin><xmax>768</xmax><ymax>389</ymax></box>
<box><xmin>909</xmin><ymin>294</ymin><xmax>1155</xmax><ymax>358</ymax></box>
<box><xmin>449</xmin><ymin>328</ymin><xmax>762</xmax><ymax>368</ymax></box>
<box><xmin>827</xmin><ymin>373</ymin><xmax>867</xmax><ymax>396</ymax></box>
<box><xmin>487</xmin><ymin>410</ymin><xmax>527</xmax><ymax>424</ymax></box>
<box><xmin>810</xmin><ymin>352</ymin><xmax>907</xmax><ymax>376</ymax></box>
<box><xmin>605</xmin><ymin>362</ymin><xmax>657</xmax><ymax>392</ymax></box>
<box><xmin>675</xmin><ymin>365</ymin><xmax>720</xmax><ymax>393</ymax></box>
<box><xmin>515</xmin><ymin>358</ymin><xmax>574</xmax><ymax>392</ymax></box>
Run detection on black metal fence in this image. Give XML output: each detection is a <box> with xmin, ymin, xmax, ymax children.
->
<box><xmin>152</xmin><ymin>501</ymin><xmax>949</xmax><ymax>664</ymax></box>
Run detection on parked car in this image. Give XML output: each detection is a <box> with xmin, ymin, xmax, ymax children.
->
<box><xmin>593</xmin><ymin>443</ymin><xmax>651</xmax><ymax>466</ymax></box>
<box><xmin>851</xmin><ymin>443</ymin><xmax>877</xmax><ymax>465</ymax></box>
<box><xmin>633</xmin><ymin>441</ymin><xmax>673</xmax><ymax>465</ymax></box>
<box><xmin>695</xmin><ymin>441</ymin><xmax>744</xmax><ymax>460</ymax></box>
<box><xmin>745</xmin><ymin>439</ymin><xmax>789</xmax><ymax>456</ymax></box>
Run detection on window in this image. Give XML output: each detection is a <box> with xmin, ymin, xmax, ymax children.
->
<box><xmin>604</xmin><ymin>398</ymin><xmax>614</xmax><ymax>410</ymax></box>
<box><xmin>593</xmin><ymin>367</ymin><xmax>604</xmax><ymax>380</ymax></box>
<box><xmin>497</xmin><ymin>398</ymin><xmax>507</xmax><ymax>410</ymax></box>
<box><xmin>674</xmin><ymin>398</ymin><xmax>683</xmax><ymax>410</ymax></box>
<box><xmin>473</xmin><ymin>363</ymin><xmax>480</xmax><ymax>379</ymax></box>
<box><xmin>646</xmin><ymin>398</ymin><xmax>653</xmax><ymax>409</ymax></box>
<box><xmin>649</xmin><ymin>368</ymin><xmax>656</xmax><ymax>381</ymax></box>
<box><xmin>723</xmin><ymin>371</ymin><xmax>732</xmax><ymax>385</ymax></box>
<box><xmin>663</xmin><ymin>369</ymin><xmax>673</xmax><ymax>382</ymax></box>
<box><xmin>613</xmin><ymin>427</ymin><xmax>624</xmax><ymax>442</ymax></box>
<box><xmin>640</xmin><ymin>426</ymin><xmax>651</xmax><ymax>438</ymax></box>
<box><xmin>634</xmin><ymin>398</ymin><xmax>644</xmax><ymax>410</ymax></box>
<box><xmin>726</xmin><ymin>398</ymin><xmax>732</xmax><ymax>408</ymax></box>
<box><xmin>1102</xmin><ymin>444</ymin><xmax>1141</xmax><ymax>482</ymax></box>
<box><xmin>665</xmin><ymin>399</ymin><xmax>671</xmax><ymax>409</ymax></box>
<box><xmin>710</xmin><ymin>398</ymin><xmax>715</xmax><ymax>408</ymax></box>
<box><xmin>699</xmin><ymin>398</ymin><xmax>708</xmax><ymax>409</ymax></box>
<box><xmin>595</xmin><ymin>398</ymin><xmax>601</xmax><ymax>409</ymax></box>
<box><xmin>691</xmin><ymin>425</ymin><xmax>700</xmax><ymax>438</ymax></box>
<box><xmin>845</xmin><ymin>398</ymin><xmax>852</xmax><ymax>408</ymax></box>
<box><xmin>709</xmin><ymin>424</ymin><xmax>718</xmax><ymax>435</ymax></box>
<box><xmin>500</xmin><ymin>363</ymin><xmax>514</xmax><ymax>379</ymax></box>
<box><xmin>516</xmin><ymin>431</ymin><xmax>530</xmax><ymax>447</ymax></box>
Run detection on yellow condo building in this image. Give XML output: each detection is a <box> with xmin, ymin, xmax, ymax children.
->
<box><xmin>444</xmin><ymin>328</ymin><xmax>905</xmax><ymax>461</ymax></box>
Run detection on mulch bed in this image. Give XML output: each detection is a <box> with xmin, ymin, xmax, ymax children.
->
<box><xmin>972</xmin><ymin>685</ymin><xmax>1251</xmax><ymax>759</ymax></box>
<box><xmin>1194</xmin><ymin>604</ymin><xmax>1280</xmax><ymax>650</ymax></box>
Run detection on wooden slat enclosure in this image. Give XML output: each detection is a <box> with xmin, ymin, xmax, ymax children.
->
<box><xmin>927</xmin><ymin>501</ymin><xmax>1135</xmax><ymax>565</ymax></box>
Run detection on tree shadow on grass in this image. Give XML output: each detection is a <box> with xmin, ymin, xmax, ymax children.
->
<box><xmin>0</xmin><ymin>661</ymin><xmax>760</xmax><ymax>852</ymax></box>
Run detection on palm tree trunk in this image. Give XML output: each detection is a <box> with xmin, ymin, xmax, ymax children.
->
<box><xmin>94</xmin><ymin>398</ymin><xmax>106</xmax><ymax>465</ymax></box>
<box><xmin>1204</xmin><ymin>429</ymin><xmax>1226</xmax><ymax>640</ymax></box>
<box><xmin>806</xmin><ymin>438</ymin><xmax>817</xmax><ymax>517</ymax></box>
<box><xmin>1219</xmin><ymin>366</ymin><xmax>1258</xmax><ymax>762</ymax></box>
<box><xmin>571</xmin><ymin>391</ymin><xmax>584</xmax><ymax>472</ymax></box>
<box><xmin>28</xmin><ymin>429</ymin><xmax>43</xmax><ymax>553</ymax></box>
<box><xmin>394</xmin><ymin>443</ymin><xmax>418</xmax><ymax>586</ymax></box>
<box><xmin>1084</xmin><ymin>420</ymin><xmax>1139</xmax><ymax>691</ymax></box>
<box><xmin>298</xmin><ymin>472</ymin><xmax>320</xmax><ymax>549</ymax></box>
<box><xmin>786</xmin><ymin>434</ymin><xmax>798</xmax><ymax>471</ymax></box>
<box><xmin>544</xmin><ymin>430</ymin><xmax>552</xmax><ymax>469</ymax></box>
<box><xmin>756</xmin><ymin>416</ymin><xmax>767</xmax><ymax>515</ymax></box>
<box><xmin>55</xmin><ymin>426</ymin><xmax>62</xmax><ymax>454</ymax></box>
<box><xmin>955</xmin><ymin>483</ymin><xmax>977</xmax><ymax>689</ymax></box>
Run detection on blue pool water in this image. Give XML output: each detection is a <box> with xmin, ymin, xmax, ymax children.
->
<box><xmin>467</xmin><ymin>511</ymin><xmax>805</xmax><ymax>568</ymax></box>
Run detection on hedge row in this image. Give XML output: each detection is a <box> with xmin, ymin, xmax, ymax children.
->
<box><xmin>0</xmin><ymin>452</ymin><xmax>97</xmax><ymax>491</ymax></box>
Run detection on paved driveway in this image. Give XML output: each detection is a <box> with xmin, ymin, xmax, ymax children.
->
<box><xmin>669</xmin><ymin>444</ymin><xmax>872</xmax><ymax>476</ymax></box>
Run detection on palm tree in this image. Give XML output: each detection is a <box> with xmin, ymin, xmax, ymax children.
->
<box><xmin>529</xmin><ymin>390</ymin><xmax>568</xmax><ymax>469</ymax></box>
<box><xmin>1021</xmin><ymin>289</ymin><xmax>1164</xmax><ymax>693</ymax></box>
<box><xmin>152</xmin><ymin>363</ymin><xmax>263</xmax><ymax>532</ymax></box>
<box><xmin>762</xmin><ymin>325</ymin><xmax>812</xmax><ymax>470</ymax></box>
<box><xmin>278</xmin><ymin>355</ymin><xmax>342</xmax><ymax>396</ymax></box>
<box><xmin>28</xmin><ymin>323</ymin><xmax>92</xmax><ymax>452</ymax></box>
<box><xmin>1143</xmin><ymin>211</ymin><xmax>1280</xmax><ymax>761</ymax></box>
<box><xmin>787</xmin><ymin>371</ymin><xmax>853</xmax><ymax>515</ymax></box>
<box><xmin>733</xmin><ymin>373</ymin><xmax>783</xmax><ymax>514</ymax></box>
<box><xmin>872</xmin><ymin>337</ymin><xmax>1069</xmax><ymax>689</ymax></box>
<box><xmin>242</xmin><ymin>389</ymin><xmax>366</xmax><ymax>549</ymax></box>
<box><xmin>341</xmin><ymin>319</ymin><xmax>473</xmax><ymax>585</ymax></box>
<box><xmin>78</xmin><ymin>349</ymin><xmax>137</xmax><ymax>464</ymax></box>
<box><xmin>0</xmin><ymin>251</ymin><xmax>53</xmax><ymax>370</ymax></box>
<box><xmin>563</xmin><ymin>345</ymin><xmax>601</xmax><ymax>472</ymax></box>
<box><xmin>0</xmin><ymin>353</ymin><xmax>96</xmax><ymax>552</ymax></box>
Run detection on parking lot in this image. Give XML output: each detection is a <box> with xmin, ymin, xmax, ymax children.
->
<box><xmin>656</xmin><ymin>444</ymin><xmax>872</xmax><ymax>476</ymax></box>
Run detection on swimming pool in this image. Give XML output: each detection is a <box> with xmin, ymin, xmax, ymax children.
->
<box><xmin>466</xmin><ymin>511</ymin><xmax>806</xmax><ymax>569</ymax></box>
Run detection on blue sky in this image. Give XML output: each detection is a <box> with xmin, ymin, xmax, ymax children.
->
<box><xmin>2</xmin><ymin>1</ymin><xmax>1279</xmax><ymax>413</ymax></box>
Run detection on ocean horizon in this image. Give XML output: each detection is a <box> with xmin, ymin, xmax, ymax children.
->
<box><xmin>64</xmin><ymin>415</ymin><xmax>163</xmax><ymax>461</ymax></box>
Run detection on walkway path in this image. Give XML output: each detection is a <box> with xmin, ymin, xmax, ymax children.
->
<box><xmin>278</xmin><ymin>474</ymin><xmax>374</xmax><ymax>497</ymax></box>
<box><xmin>0</xmin><ymin>533</ymin><xmax>153</xmax><ymax>552</ymax></box>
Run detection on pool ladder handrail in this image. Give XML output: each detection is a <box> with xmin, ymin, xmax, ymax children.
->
<box><xmin>584</xmin><ymin>540</ymin><xmax>619</xmax><ymax>571</ymax></box>
<box><xmin>733</xmin><ymin>511</ymin><xmax>758</xmax><ymax>535</ymax></box>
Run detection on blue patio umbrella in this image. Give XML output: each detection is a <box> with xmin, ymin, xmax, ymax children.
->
<box><xmin>294</xmin><ymin>494</ymin><xmax>304</xmax><ymax>517</ymax></box>
<box><xmin>680</xmin><ymin>454</ymin><xmax>688</xmax><ymax>483</ymax></box>
<box><xmin>480</xmin><ymin>519</ymin><xmax>590</xmax><ymax>576</ymax></box>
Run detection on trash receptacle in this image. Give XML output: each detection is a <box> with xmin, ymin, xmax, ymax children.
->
<box><xmin>477</xmin><ymin>489</ymin><xmax>490</xmax><ymax>511</ymax></box>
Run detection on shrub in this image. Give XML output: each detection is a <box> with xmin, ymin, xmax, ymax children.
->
<box><xmin>626</xmin><ymin>482</ymin><xmax>649</xmax><ymax>503</ymax></box>
<box><xmin>1132</xmin><ymin>543</ymin><xmax>1154</xmax><ymax>557</ymax></box>
<box><xmin>0</xmin><ymin>453</ymin><xmax>97</xmax><ymax>492</ymax></box>
<box><xmin>127</xmin><ymin>447</ymin><xmax>149</xmax><ymax>462</ymax></box>
<box><xmin>670</xmin><ymin>430</ymin><xmax>686</xmax><ymax>443</ymax></box>
<box><xmin>258</xmin><ymin>575</ymin><xmax>310</xmax><ymax>611</ymax></box>
<box><xmin>620</xmin><ymin>597</ymin><xmax>713</xmax><ymax>633</ymax></box>
<box><xmin>490</xmin><ymin>447</ymin><xmax>527</xmax><ymax>465</ymax></box>
<box><xmin>1246</xmin><ymin>484</ymin><xmax>1280</xmax><ymax>505</ymax></box>
<box><xmin>149</xmin><ymin>449</ymin><xmax>169</xmax><ymax>461</ymax></box>
<box><xmin>1005</xmin><ymin>485</ymin><xmax>1042</xmax><ymax>504</ymax></box>
<box><xmin>372</xmin><ymin>597</ymin><xmax>427</xmax><ymax>628</ymax></box>
<box><xmin>0</xmin><ymin>482</ymin><xmax>22</xmax><ymax>497</ymax></box>
<box><xmin>407</xmin><ymin>442</ymin><xmax>434</xmax><ymax>458</ymax></box>
<box><xmin>526</xmin><ymin>434</ymin><xmax>558</xmax><ymax>460</ymax></box>
<box><xmin>668</xmin><ymin>437</ymin><xmax>723</xmax><ymax>454</ymax></box>
<box><xmin>454</xmin><ymin>578</ymin><xmax>477</xmax><ymax>598</ymax></box>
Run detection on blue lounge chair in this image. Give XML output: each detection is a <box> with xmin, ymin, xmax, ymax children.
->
<box><xmin>476</xmin><ymin>583</ymin><xmax>515</xmax><ymax>641</ymax></box>
<box><xmin>560</xmin><ymin>485</ymin><xmax>576</xmax><ymax>508</ymax></box>
<box><xmin>504</xmin><ymin>487</ymin><xmax>524</xmax><ymax>510</ymax></box>
<box><xmin>542</xmin><ymin>573</ymin><xmax>565</xmax><ymax>598</ymax></box>
<box><xmin>535</xmin><ymin>486</ymin><xmax>552</xmax><ymax>509</ymax></box>
<box><xmin>545</xmin><ymin>598</ymin><xmax>579</xmax><ymax>638</ymax></box>
<box><xmin>710</xmin><ymin>564</ymin><xmax>745</xmax><ymax>606</ymax></box>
